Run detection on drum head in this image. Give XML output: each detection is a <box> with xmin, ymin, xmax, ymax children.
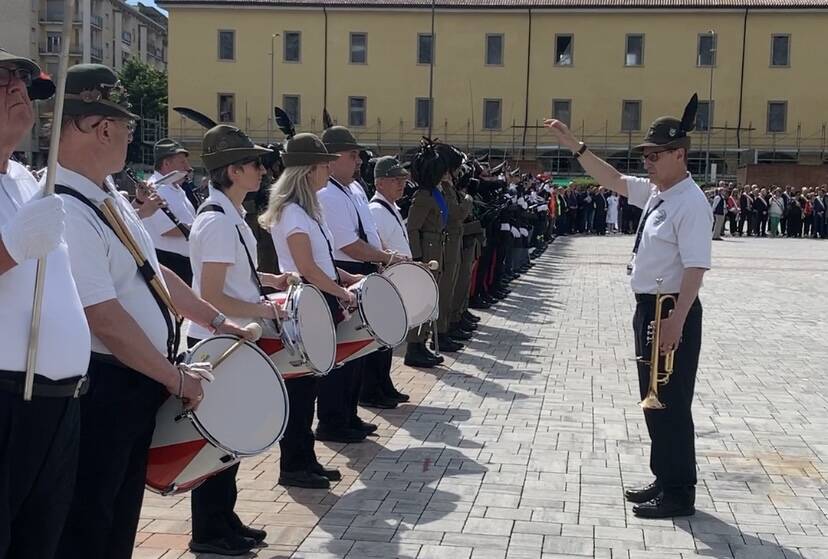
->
<box><xmin>187</xmin><ymin>337</ymin><xmax>289</xmax><ymax>455</ymax></box>
<box><xmin>360</xmin><ymin>275</ymin><xmax>408</xmax><ymax>346</ymax></box>
<box><xmin>296</xmin><ymin>285</ymin><xmax>336</xmax><ymax>373</ymax></box>
<box><xmin>384</xmin><ymin>262</ymin><xmax>439</xmax><ymax>327</ymax></box>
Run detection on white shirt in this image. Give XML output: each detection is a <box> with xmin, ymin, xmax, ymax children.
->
<box><xmin>188</xmin><ymin>187</ymin><xmax>261</xmax><ymax>340</ymax></box>
<box><xmin>626</xmin><ymin>174</ymin><xmax>713</xmax><ymax>294</ymax></box>
<box><xmin>143</xmin><ymin>171</ymin><xmax>196</xmax><ymax>257</ymax></box>
<box><xmin>270</xmin><ymin>202</ymin><xmax>338</xmax><ymax>280</ymax></box>
<box><xmin>55</xmin><ymin>164</ymin><xmax>171</xmax><ymax>356</ymax></box>
<box><xmin>0</xmin><ymin>161</ymin><xmax>90</xmax><ymax>380</ymax></box>
<box><xmin>368</xmin><ymin>192</ymin><xmax>412</xmax><ymax>258</ymax></box>
<box><xmin>317</xmin><ymin>178</ymin><xmax>382</xmax><ymax>262</ymax></box>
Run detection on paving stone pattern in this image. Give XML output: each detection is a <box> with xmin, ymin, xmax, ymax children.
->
<box><xmin>134</xmin><ymin>235</ymin><xmax>828</xmax><ymax>559</ymax></box>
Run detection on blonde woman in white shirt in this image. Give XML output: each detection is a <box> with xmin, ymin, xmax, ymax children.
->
<box><xmin>259</xmin><ymin>133</ymin><xmax>361</xmax><ymax>489</ymax></box>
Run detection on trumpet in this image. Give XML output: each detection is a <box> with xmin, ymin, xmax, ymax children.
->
<box><xmin>639</xmin><ymin>278</ymin><xmax>677</xmax><ymax>410</ymax></box>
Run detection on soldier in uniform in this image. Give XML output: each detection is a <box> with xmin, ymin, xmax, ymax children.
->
<box><xmin>449</xmin><ymin>178</ymin><xmax>482</xmax><ymax>335</ymax></box>
<box><xmin>546</xmin><ymin>95</ymin><xmax>712</xmax><ymax>519</ymax></box>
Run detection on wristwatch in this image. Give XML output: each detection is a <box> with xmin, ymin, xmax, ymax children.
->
<box><xmin>210</xmin><ymin>312</ymin><xmax>227</xmax><ymax>333</ymax></box>
<box><xmin>573</xmin><ymin>142</ymin><xmax>588</xmax><ymax>159</ymax></box>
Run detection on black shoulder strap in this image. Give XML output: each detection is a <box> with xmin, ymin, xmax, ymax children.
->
<box><xmin>371</xmin><ymin>197</ymin><xmax>408</xmax><ymax>241</ymax></box>
<box><xmin>330</xmin><ymin>178</ymin><xmax>368</xmax><ymax>243</ymax></box>
<box><xmin>56</xmin><ymin>185</ymin><xmax>179</xmax><ymax>362</ymax></box>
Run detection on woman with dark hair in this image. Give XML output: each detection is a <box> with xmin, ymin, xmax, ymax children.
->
<box><xmin>187</xmin><ymin>125</ymin><xmax>291</xmax><ymax>556</ymax></box>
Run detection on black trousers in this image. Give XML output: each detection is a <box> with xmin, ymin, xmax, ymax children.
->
<box><xmin>633</xmin><ymin>296</ymin><xmax>702</xmax><ymax>505</ymax></box>
<box><xmin>280</xmin><ymin>376</ymin><xmax>318</xmax><ymax>472</ymax></box>
<box><xmin>726</xmin><ymin>212</ymin><xmax>737</xmax><ymax>235</ymax></box>
<box><xmin>360</xmin><ymin>348</ymin><xmax>395</xmax><ymax>401</ymax></box>
<box><xmin>57</xmin><ymin>358</ymin><xmax>167</xmax><ymax>559</ymax></box>
<box><xmin>156</xmin><ymin>249</ymin><xmax>192</xmax><ymax>286</ymax></box>
<box><xmin>0</xmin><ymin>385</ymin><xmax>80</xmax><ymax>559</ymax></box>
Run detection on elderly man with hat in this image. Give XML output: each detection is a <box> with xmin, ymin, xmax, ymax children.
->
<box><xmin>546</xmin><ymin>94</ymin><xmax>712</xmax><ymax>519</ymax></box>
<box><xmin>50</xmin><ymin>64</ymin><xmax>253</xmax><ymax>559</ymax></box>
<box><xmin>365</xmin><ymin>156</ymin><xmax>412</xmax><ymax>400</ymax></box>
<box><xmin>140</xmin><ymin>137</ymin><xmax>197</xmax><ymax>284</ymax></box>
<box><xmin>0</xmin><ymin>49</ymin><xmax>90</xmax><ymax>559</ymax></box>
<box><xmin>316</xmin><ymin>126</ymin><xmax>408</xmax><ymax>440</ymax></box>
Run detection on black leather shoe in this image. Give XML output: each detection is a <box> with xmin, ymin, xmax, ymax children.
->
<box><xmin>447</xmin><ymin>328</ymin><xmax>473</xmax><ymax>341</ymax></box>
<box><xmin>459</xmin><ymin>318</ymin><xmax>478</xmax><ymax>331</ymax></box>
<box><xmin>632</xmin><ymin>497</ymin><xmax>695</xmax><ymax>519</ymax></box>
<box><xmin>234</xmin><ymin>524</ymin><xmax>267</xmax><ymax>544</ymax></box>
<box><xmin>424</xmin><ymin>346</ymin><xmax>445</xmax><ymax>364</ymax></box>
<box><xmin>315</xmin><ymin>427</ymin><xmax>366</xmax><ymax>443</ymax></box>
<box><xmin>387</xmin><ymin>389</ymin><xmax>410</xmax><ymax>403</ymax></box>
<box><xmin>432</xmin><ymin>338</ymin><xmax>463</xmax><ymax>353</ymax></box>
<box><xmin>624</xmin><ymin>481</ymin><xmax>662</xmax><ymax>504</ymax></box>
<box><xmin>189</xmin><ymin>535</ymin><xmax>256</xmax><ymax>556</ymax></box>
<box><xmin>359</xmin><ymin>397</ymin><xmax>398</xmax><ymax>410</ymax></box>
<box><xmin>463</xmin><ymin>311</ymin><xmax>481</xmax><ymax>322</ymax></box>
<box><xmin>350</xmin><ymin>419</ymin><xmax>378</xmax><ymax>434</ymax></box>
<box><xmin>469</xmin><ymin>296</ymin><xmax>491</xmax><ymax>309</ymax></box>
<box><xmin>310</xmin><ymin>462</ymin><xmax>342</xmax><ymax>482</ymax></box>
<box><xmin>278</xmin><ymin>470</ymin><xmax>331</xmax><ymax>489</ymax></box>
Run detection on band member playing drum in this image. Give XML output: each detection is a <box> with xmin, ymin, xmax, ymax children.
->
<box><xmin>187</xmin><ymin>124</ymin><xmax>290</xmax><ymax>555</ymax></box>
<box><xmin>545</xmin><ymin>95</ymin><xmax>712</xmax><ymax>519</ymax></box>
<box><xmin>51</xmin><ymin>64</ymin><xmax>252</xmax><ymax>559</ymax></box>
<box><xmin>259</xmin><ymin>133</ymin><xmax>359</xmax><ymax>488</ymax></box>
<box><xmin>142</xmin><ymin>138</ymin><xmax>196</xmax><ymax>284</ymax></box>
<box><xmin>0</xmin><ymin>49</ymin><xmax>88</xmax><ymax>559</ymax></box>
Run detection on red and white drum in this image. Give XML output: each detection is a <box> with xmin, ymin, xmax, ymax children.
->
<box><xmin>336</xmin><ymin>273</ymin><xmax>409</xmax><ymax>364</ymax></box>
<box><xmin>382</xmin><ymin>261</ymin><xmax>439</xmax><ymax>328</ymax></box>
<box><xmin>146</xmin><ymin>336</ymin><xmax>289</xmax><ymax>495</ymax></box>
<box><xmin>257</xmin><ymin>283</ymin><xmax>337</xmax><ymax>379</ymax></box>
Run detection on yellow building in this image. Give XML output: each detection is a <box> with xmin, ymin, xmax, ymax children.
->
<box><xmin>160</xmin><ymin>0</ymin><xmax>828</xmax><ymax>178</ymax></box>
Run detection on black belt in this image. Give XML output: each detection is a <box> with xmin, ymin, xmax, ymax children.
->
<box><xmin>0</xmin><ymin>370</ymin><xmax>88</xmax><ymax>398</ymax></box>
<box><xmin>635</xmin><ymin>293</ymin><xmax>679</xmax><ymax>303</ymax></box>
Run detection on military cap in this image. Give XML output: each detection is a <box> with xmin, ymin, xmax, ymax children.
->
<box><xmin>154</xmin><ymin>138</ymin><xmax>189</xmax><ymax>163</ymax></box>
<box><xmin>321</xmin><ymin>125</ymin><xmax>363</xmax><ymax>153</ymax></box>
<box><xmin>63</xmin><ymin>63</ymin><xmax>139</xmax><ymax>120</ymax></box>
<box><xmin>201</xmin><ymin>124</ymin><xmax>271</xmax><ymax>172</ymax></box>
<box><xmin>635</xmin><ymin>94</ymin><xmax>699</xmax><ymax>152</ymax></box>
<box><xmin>374</xmin><ymin>156</ymin><xmax>409</xmax><ymax>179</ymax></box>
<box><xmin>0</xmin><ymin>48</ymin><xmax>55</xmax><ymax>101</ymax></box>
<box><xmin>282</xmin><ymin>133</ymin><xmax>339</xmax><ymax>167</ymax></box>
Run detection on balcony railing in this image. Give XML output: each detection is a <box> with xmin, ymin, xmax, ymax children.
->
<box><xmin>40</xmin><ymin>11</ymin><xmax>82</xmax><ymax>23</ymax></box>
<box><xmin>91</xmin><ymin>45</ymin><xmax>103</xmax><ymax>61</ymax></box>
<box><xmin>91</xmin><ymin>14</ymin><xmax>103</xmax><ymax>28</ymax></box>
<box><xmin>38</xmin><ymin>42</ymin><xmax>83</xmax><ymax>56</ymax></box>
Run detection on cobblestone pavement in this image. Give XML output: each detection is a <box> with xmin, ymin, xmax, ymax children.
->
<box><xmin>134</xmin><ymin>235</ymin><xmax>828</xmax><ymax>559</ymax></box>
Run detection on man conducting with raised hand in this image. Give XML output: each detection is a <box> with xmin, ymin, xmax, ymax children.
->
<box><xmin>545</xmin><ymin>95</ymin><xmax>712</xmax><ymax>519</ymax></box>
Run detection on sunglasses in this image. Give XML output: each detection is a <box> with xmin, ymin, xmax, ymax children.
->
<box><xmin>641</xmin><ymin>149</ymin><xmax>678</xmax><ymax>163</ymax></box>
<box><xmin>0</xmin><ymin>66</ymin><xmax>33</xmax><ymax>88</ymax></box>
<box><xmin>237</xmin><ymin>157</ymin><xmax>264</xmax><ymax>169</ymax></box>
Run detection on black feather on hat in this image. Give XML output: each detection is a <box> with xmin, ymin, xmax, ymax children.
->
<box><xmin>634</xmin><ymin>93</ymin><xmax>699</xmax><ymax>152</ymax></box>
<box><xmin>322</xmin><ymin>108</ymin><xmax>334</xmax><ymax>130</ymax></box>
<box><xmin>173</xmin><ymin>107</ymin><xmax>217</xmax><ymax>130</ymax></box>
<box><xmin>274</xmin><ymin>106</ymin><xmax>296</xmax><ymax>139</ymax></box>
<box><xmin>680</xmin><ymin>93</ymin><xmax>699</xmax><ymax>134</ymax></box>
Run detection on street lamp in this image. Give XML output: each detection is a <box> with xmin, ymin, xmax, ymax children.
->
<box><xmin>268</xmin><ymin>33</ymin><xmax>279</xmax><ymax>144</ymax></box>
<box><xmin>704</xmin><ymin>29</ymin><xmax>715</xmax><ymax>185</ymax></box>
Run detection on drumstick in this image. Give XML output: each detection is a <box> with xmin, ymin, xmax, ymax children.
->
<box><xmin>211</xmin><ymin>323</ymin><xmax>263</xmax><ymax>370</ymax></box>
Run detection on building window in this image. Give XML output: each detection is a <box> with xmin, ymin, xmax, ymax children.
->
<box><xmin>697</xmin><ymin>33</ymin><xmax>716</xmax><ymax>66</ymax></box>
<box><xmin>417</xmin><ymin>33</ymin><xmax>433</xmax><ymax>65</ymax></box>
<box><xmin>552</xmin><ymin>99</ymin><xmax>571</xmax><ymax>127</ymax></box>
<box><xmin>696</xmin><ymin>100</ymin><xmax>713</xmax><ymax>131</ymax></box>
<box><xmin>350</xmin><ymin>33</ymin><xmax>367</xmax><ymax>64</ymax></box>
<box><xmin>122</xmin><ymin>30</ymin><xmax>132</xmax><ymax>45</ymax></box>
<box><xmin>555</xmin><ymin>34</ymin><xmax>573</xmax><ymax>66</ymax></box>
<box><xmin>348</xmin><ymin>96</ymin><xmax>366</xmax><ymax>127</ymax></box>
<box><xmin>283</xmin><ymin>94</ymin><xmax>300</xmax><ymax>125</ymax></box>
<box><xmin>483</xmin><ymin>99</ymin><xmax>501</xmax><ymax>130</ymax></box>
<box><xmin>485</xmin><ymin>34</ymin><xmax>503</xmax><ymax>66</ymax></box>
<box><xmin>767</xmin><ymin>101</ymin><xmax>787</xmax><ymax>133</ymax></box>
<box><xmin>771</xmin><ymin>34</ymin><xmax>790</xmax><ymax>67</ymax></box>
<box><xmin>284</xmin><ymin>32</ymin><xmax>301</xmax><ymax>62</ymax></box>
<box><xmin>621</xmin><ymin>100</ymin><xmax>641</xmax><ymax>132</ymax></box>
<box><xmin>46</xmin><ymin>32</ymin><xmax>61</xmax><ymax>53</ymax></box>
<box><xmin>218</xmin><ymin>30</ymin><xmax>235</xmax><ymax>61</ymax></box>
<box><xmin>218</xmin><ymin>93</ymin><xmax>235</xmax><ymax>122</ymax></box>
<box><xmin>415</xmin><ymin>97</ymin><xmax>432</xmax><ymax>129</ymax></box>
<box><xmin>625</xmin><ymin>34</ymin><xmax>644</xmax><ymax>66</ymax></box>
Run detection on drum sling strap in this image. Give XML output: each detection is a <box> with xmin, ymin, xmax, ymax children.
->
<box><xmin>371</xmin><ymin>197</ymin><xmax>409</xmax><ymax>242</ymax></box>
<box><xmin>330</xmin><ymin>178</ymin><xmax>368</xmax><ymax>243</ymax></box>
<box><xmin>55</xmin><ymin>185</ymin><xmax>180</xmax><ymax>362</ymax></box>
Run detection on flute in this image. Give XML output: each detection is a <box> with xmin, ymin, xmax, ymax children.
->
<box><xmin>125</xmin><ymin>168</ymin><xmax>191</xmax><ymax>240</ymax></box>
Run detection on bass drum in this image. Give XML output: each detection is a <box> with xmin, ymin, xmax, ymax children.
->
<box><xmin>146</xmin><ymin>336</ymin><xmax>289</xmax><ymax>495</ymax></box>
<box><xmin>382</xmin><ymin>261</ymin><xmax>439</xmax><ymax>328</ymax></box>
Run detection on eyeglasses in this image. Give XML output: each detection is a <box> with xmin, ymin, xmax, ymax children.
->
<box><xmin>0</xmin><ymin>66</ymin><xmax>34</xmax><ymax>88</ymax></box>
<box><xmin>641</xmin><ymin>149</ymin><xmax>678</xmax><ymax>163</ymax></box>
<box><xmin>89</xmin><ymin>117</ymin><xmax>136</xmax><ymax>136</ymax></box>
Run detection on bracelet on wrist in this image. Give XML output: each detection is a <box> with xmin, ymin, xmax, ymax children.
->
<box><xmin>573</xmin><ymin>142</ymin><xmax>588</xmax><ymax>159</ymax></box>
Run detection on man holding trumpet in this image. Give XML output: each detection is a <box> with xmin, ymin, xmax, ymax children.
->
<box><xmin>48</xmin><ymin>63</ymin><xmax>253</xmax><ymax>559</ymax></box>
<box><xmin>545</xmin><ymin>95</ymin><xmax>712</xmax><ymax>519</ymax></box>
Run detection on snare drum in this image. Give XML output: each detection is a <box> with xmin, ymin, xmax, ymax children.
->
<box><xmin>257</xmin><ymin>283</ymin><xmax>337</xmax><ymax>379</ymax></box>
<box><xmin>336</xmin><ymin>273</ymin><xmax>408</xmax><ymax>364</ymax></box>
<box><xmin>382</xmin><ymin>261</ymin><xmax>439</xmax><ymax>328</ymax></box>
<box><xmin>146</xmin><ymin>336</ymin><xmax>289</xmax><ymax>495</ymax></box>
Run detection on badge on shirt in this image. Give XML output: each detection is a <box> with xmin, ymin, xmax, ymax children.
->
<box><xmin>652</xmin><ymin>209</ymin><xmax>667</xmax><ymax>226</ymax></box>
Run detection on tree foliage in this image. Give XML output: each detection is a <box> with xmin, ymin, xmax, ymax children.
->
<box><xmin>117</xmin><ymin>58</ymin><xmax>168</xmax><ymax>163</ymax></box>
